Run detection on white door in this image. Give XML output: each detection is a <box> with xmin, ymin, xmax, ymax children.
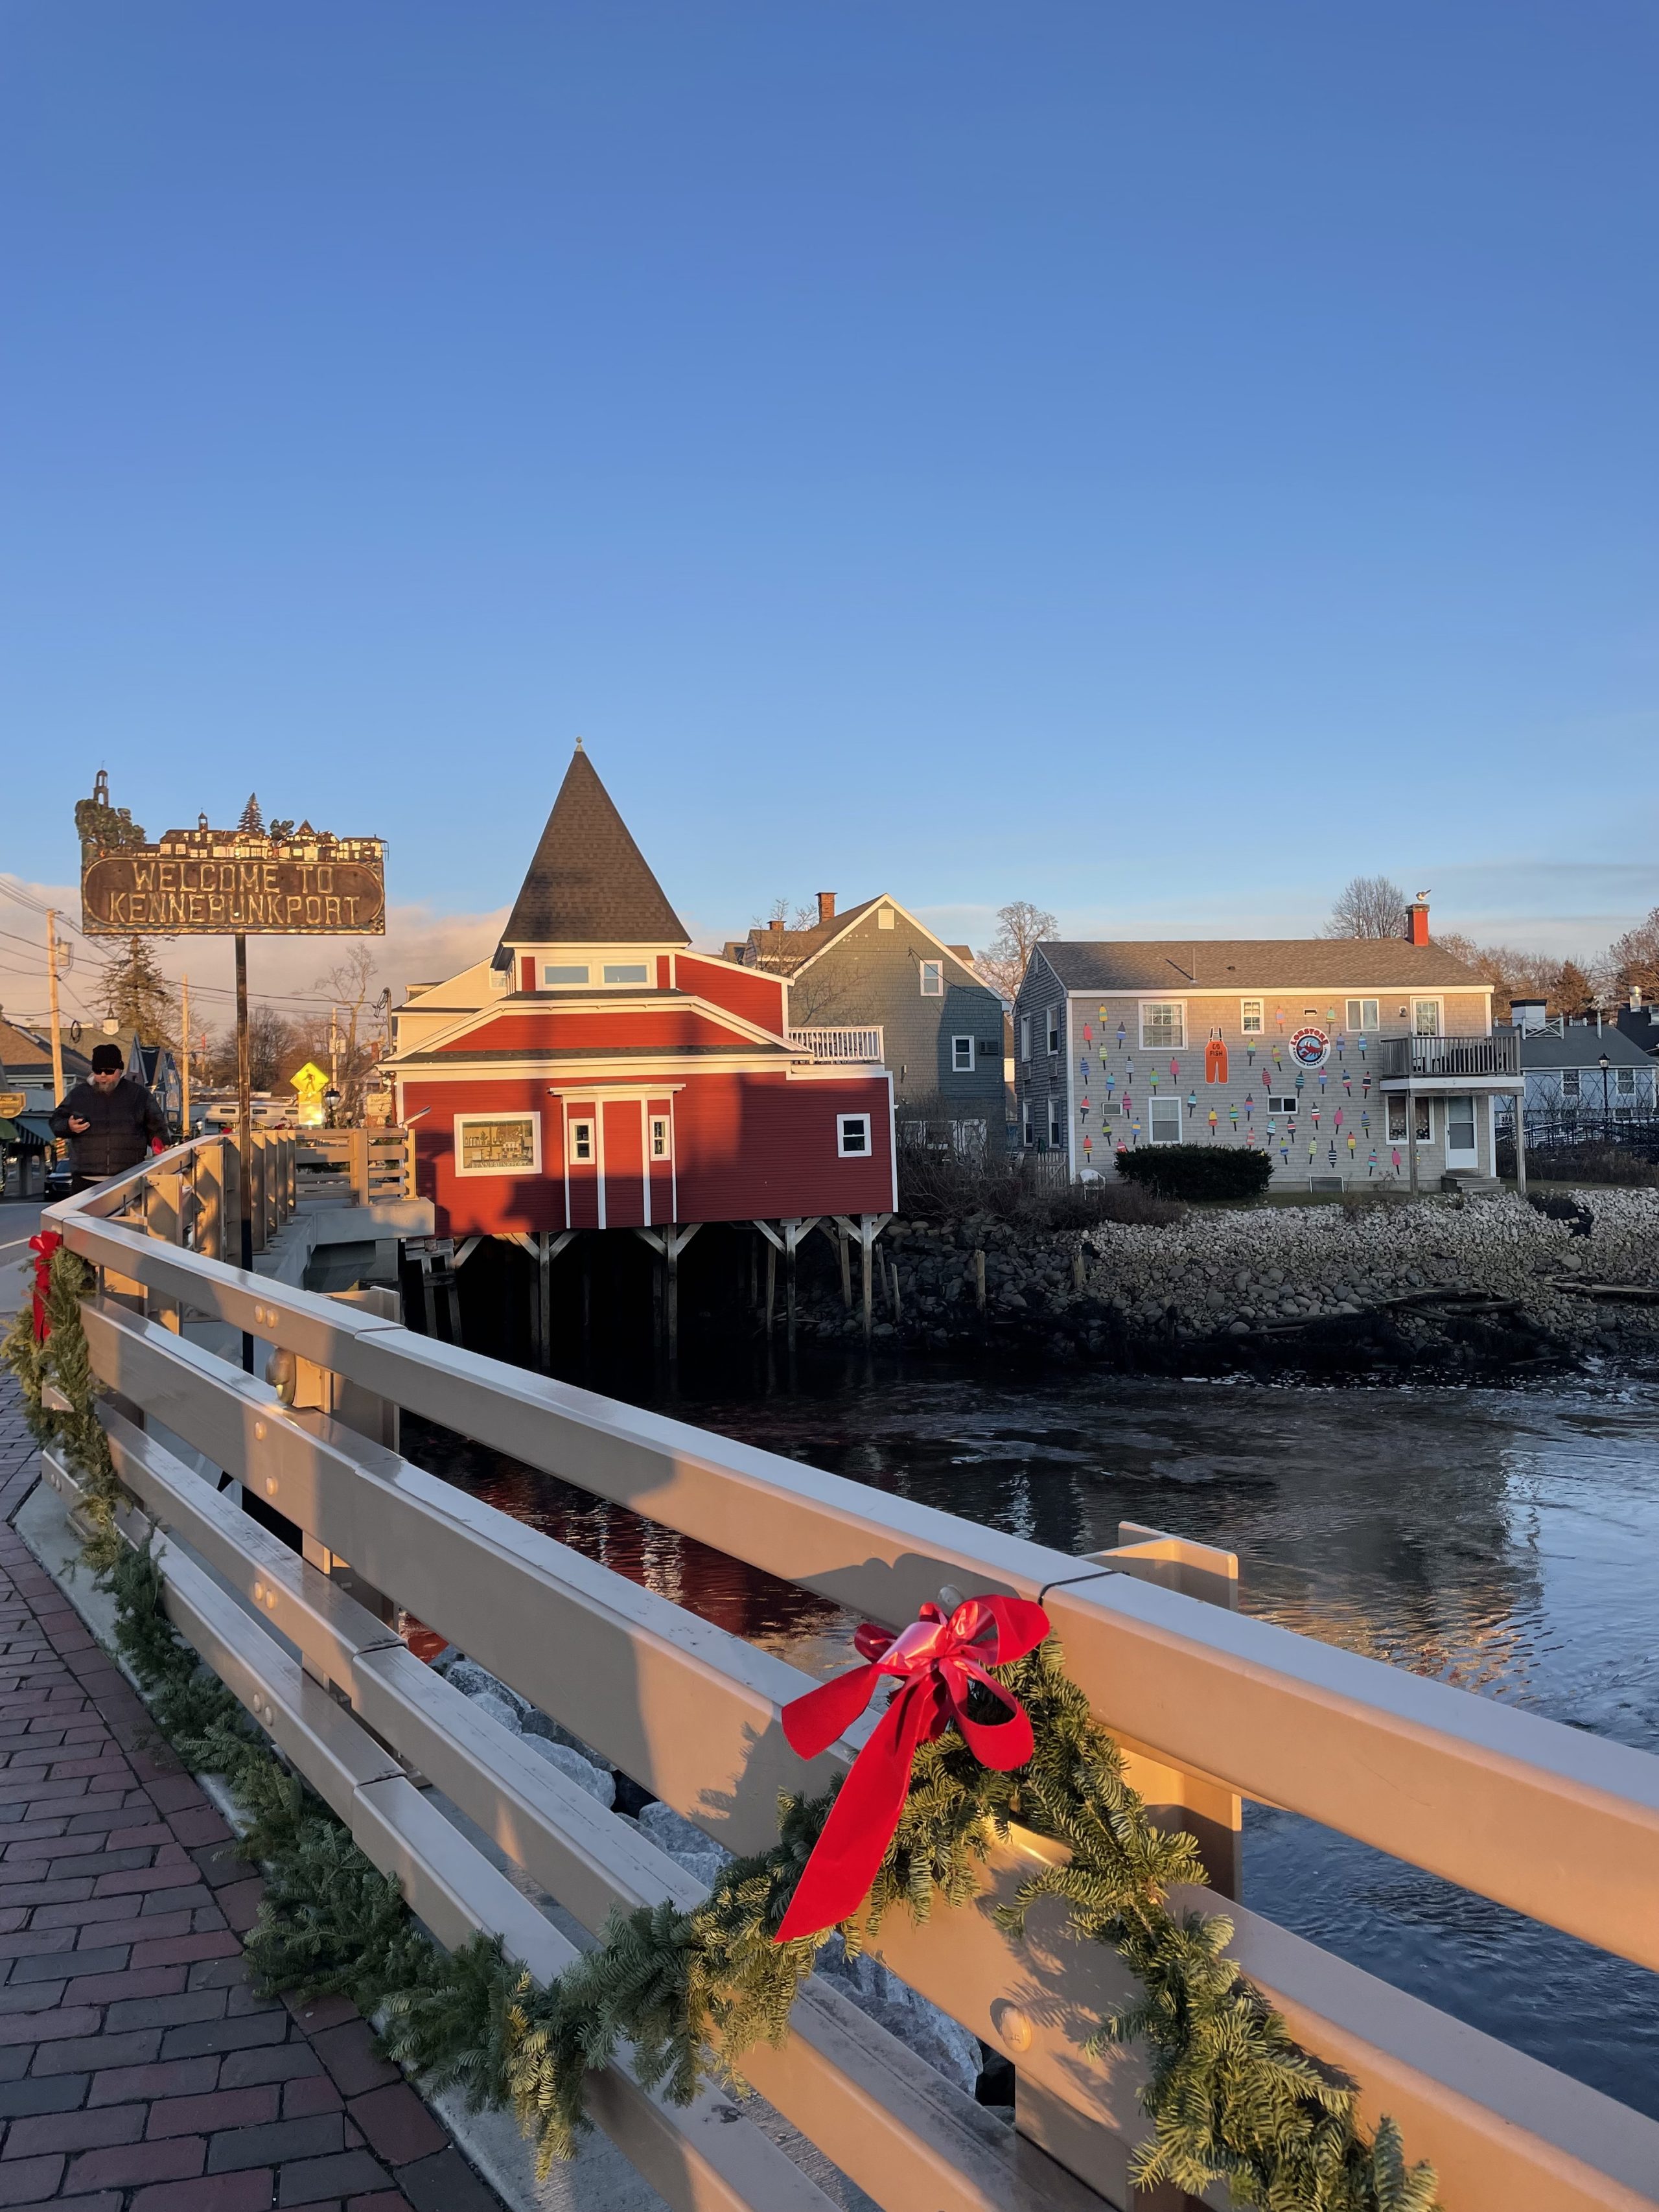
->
<box><xmin>1445</xmin><ymin>1095</ymin><xmax>1478</xmax><ymax>1170</ymax></box>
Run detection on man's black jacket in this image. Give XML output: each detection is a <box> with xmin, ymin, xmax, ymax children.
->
<box><xmin>49</xmin><ymin>1077</ymin><xmax>168</xmax><ymax>1180</ymax></box>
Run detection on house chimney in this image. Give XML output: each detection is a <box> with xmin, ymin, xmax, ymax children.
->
<box><xmin>817</xmin><ymin>892</ymin><xmax>836</xmax><ymax>926</ymax></box>
<box><xmin>1406</xmin><ymin>891</ymin><xmax>1431</xmax><ymax>948</ymax></box>
<box><xmin>767</xmin><ymin>916</ymin><xmax>784</xmax><ymax>935</ymax></box>
<box><xmin>1632</xmin><ymin>986</ymin><xmax>1644</xmax><ymax>1012</ymax></box>
<box><xmin>1511</xmin><ymin>997</ymin><xmax>1547</xmax><ymax>1034</ymax></box>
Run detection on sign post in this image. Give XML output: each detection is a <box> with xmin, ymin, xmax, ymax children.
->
<box><xmin>79</xmin><ymin>793</ymin><xmax>386</xmax><ymax>1371</ymax></box>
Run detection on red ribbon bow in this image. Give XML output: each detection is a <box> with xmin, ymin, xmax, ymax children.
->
<box><xmin>28</xmin><ymin>1231</ymin><xmax>62</xmax><ymax>1346</ymax></box>
<box><xmin>774</xmin><ymin>1593</ymin><xmax>1050</xmax><ymax>1944</ymax></box>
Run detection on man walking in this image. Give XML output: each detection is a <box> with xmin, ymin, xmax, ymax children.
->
<box><xmin>50</xmin><ymin>1043</ymin><xmax>168</xmax><ymax>1194</ymax></box>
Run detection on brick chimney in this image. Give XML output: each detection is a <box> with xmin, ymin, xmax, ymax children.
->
<box><xmin>767</xmin><ymin>916</ymin><xmax>784</xmax><ymax>935</ymax></box>
<box><xmin>1406</xmin><ymin>891</ymin><xmax>1431</xmax><ymax>948</ymax></box>
<box><xmin>817</xmin><ymin>892</ymin><xmax>836</xmax><ymax>926</ymax></box>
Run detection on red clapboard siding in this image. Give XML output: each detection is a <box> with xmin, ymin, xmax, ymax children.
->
<box><xmin>404</xmin><ymin>1079</ymin><xmax>567</xmax><ymax>1238</ymax></box>
<box><xmin>439</xmin><ymin>1009</ymin><xmax>760</xmax><ymax>1053</ymax></box>
<box><xmin>675</xmin><ymin>954</ymin><xmax>788</xmax><ymax>1038</ymax></box>
<box><xmin>603</xmin><ymin>1099</ymin><xmax>646</xmax><ymax>1227</ymax></box>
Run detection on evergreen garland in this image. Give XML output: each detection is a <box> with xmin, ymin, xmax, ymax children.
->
<box><xmin>1</xmin><ymin>1248</ymin><xmax>1439</xmax><ymax>2211</ymax></box>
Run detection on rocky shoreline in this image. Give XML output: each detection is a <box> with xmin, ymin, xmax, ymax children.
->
<box><xmin>793</xmin><ymin>1188</ymin><xmax>1659</xmax><ymax>1377</ymax></box>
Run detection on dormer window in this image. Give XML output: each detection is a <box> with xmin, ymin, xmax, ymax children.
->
<box><xmin>542</xmin><ymin>963</ymin><xmax>590</xmax><ymax>988</ymax></box>
<box><xmin>603</xmin><ymin>963</ymin><xmax>649</xmax><ymax>984</ymax></box>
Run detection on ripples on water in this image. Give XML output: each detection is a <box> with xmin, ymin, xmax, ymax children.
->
<box><xmin>413</xmin><ymin>1354</ymin><xmax>1659</xmax><ymax>2119</ymax></box>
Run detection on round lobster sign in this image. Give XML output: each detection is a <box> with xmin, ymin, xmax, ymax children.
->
<box><xmin>1289</xmin><ymin>1025</ymin><xmax>1330</xmax><ymax>1071</ymax></box>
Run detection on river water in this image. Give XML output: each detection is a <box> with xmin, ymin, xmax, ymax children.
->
<box><xmin>421</xmin><ymin>1349</ymin><xmax>1659</xmax><ymax>2122</ymax></box>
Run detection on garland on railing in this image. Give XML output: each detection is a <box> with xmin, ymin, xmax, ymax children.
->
<box><xmin>3</xmin><ymin>1246</ymin><xmax>1439</xmax><ymax>2211</ymax></box>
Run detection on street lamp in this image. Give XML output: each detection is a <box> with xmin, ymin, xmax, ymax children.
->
<box><xmin>1598</xmin><ymin>1053</ymin><xmax>1610</xmax><ymax>1137</ymax></box>
<box><xmin>323</xmin><ymin>1084</ymin><xmax>341</xmax><ymax>1129</ymax></box>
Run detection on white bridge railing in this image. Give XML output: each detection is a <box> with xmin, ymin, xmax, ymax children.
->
<box><xmin>789</xmin><ymin>1026</ymin><xmax>885</xmax><ymax>1063</ymax></box>
<box><xmin>30</xmin><ymin>1137</ymin><xmax>1659</xmax><ymax>2212</ymax></box>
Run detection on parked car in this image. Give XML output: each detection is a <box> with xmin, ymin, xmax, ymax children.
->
<box><xmin>44</xmin><ymin>1157</ymin><xmax>75</xmax><ymax>1199</ymax></box>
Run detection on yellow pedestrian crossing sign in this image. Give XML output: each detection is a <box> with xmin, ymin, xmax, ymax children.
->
<box><xmin>290</xmin><ymin>1061</ymin><xmax>329</xmax><ymax>1100</ymax></box>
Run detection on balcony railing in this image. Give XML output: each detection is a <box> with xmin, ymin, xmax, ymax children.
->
<box><xmin>789</xmin><ymin>1025</ymin><xmax>884</xmax><ymax>1062</ymax></box>
<box><xmin>30</xmin><ymin>1135</ymin><xmax>1659</xmax><ymax>2212</ymax></box>
<box><xmin>1376</xmin><ymin>1031</ymin><xmax>1521</xmax><ymax>1083</ymax></box>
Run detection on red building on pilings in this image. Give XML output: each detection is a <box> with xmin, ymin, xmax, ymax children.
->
<box><xmin>386</xmin><ymin>745</ymin><xmax>895</xmax><ymax>1353</ymax></box>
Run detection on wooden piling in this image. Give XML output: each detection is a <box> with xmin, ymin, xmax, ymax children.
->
<box><xmin>974</xmin><ymin>1248</ymin><xmax>986</xmax><ymax>1314</ymax></box>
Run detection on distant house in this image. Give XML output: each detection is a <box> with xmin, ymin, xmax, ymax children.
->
<box><xmin>1508</xmin><ymin>1003</ymin><xmax>1658</xmax><ymax>1124</ymax></box>
<box><xmin>1013</xmin><ymin>900</ymin><xmax>1518</xmax><ymax>1190</ymax></box>
<box><xmin>1613</xmin><ymin>991</ymin><xmax>1659</xmax><ymax>1062</ymax></box>
<box><xmin>0</xmin><ymin>1016</ymin><xmax>91</xmax><ymax>1194</ymax></box>
<box><xmin>726</xmin><ymin>894</ymin><xmax>1007</xmax><ymax>1144</ymax></box>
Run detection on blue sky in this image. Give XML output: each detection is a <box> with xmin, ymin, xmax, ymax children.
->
<box><xmin>2</xmin><ymin>1</ymin><xmax>1656</xmax><ymax>1019</ymax></box>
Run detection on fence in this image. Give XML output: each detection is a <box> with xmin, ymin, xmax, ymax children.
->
<box><xmin>1376</xmin><ymin>1034</ymin><xmax>1522</xmax><ymax>1082</ymax></box>
<box><xmin>1497</xmin><ymin>1106</ymin><xmax>1659</xmax><ymax>1164</ymax></box>
<box><xmin>31</xmin><ymin>1136</ymin><xmax>1659</xmax><ymax>2212</ymax></box>
<box><xmin>788</xmin><ymin>1027</ymin><xmax>885</xmax><ymax>1063</ymax></box>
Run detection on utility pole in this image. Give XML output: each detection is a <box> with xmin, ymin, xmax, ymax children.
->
<box><xmin>44</xmin><ymin>911</ymin><xmax>66</xmax><ymax>1104</ymax></box>
<box><xmin>180</xmin><ymin>973</ymin><xmax>191</xmax><ymax>1137</ymax></box>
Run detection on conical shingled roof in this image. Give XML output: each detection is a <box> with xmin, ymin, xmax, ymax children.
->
<box><xmin>499</xmin><ymin>747</ymin><xmax>689</xmax><ymax>949</ymax></box>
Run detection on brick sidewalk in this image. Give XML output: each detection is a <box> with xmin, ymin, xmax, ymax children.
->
<box><xmin>0</xmin><ymin>1374</ymin><xmax>508</xmax><ymax>2212</ymax></box>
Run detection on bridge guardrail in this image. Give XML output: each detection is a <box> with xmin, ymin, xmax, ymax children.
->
<box><xmin>30</xmin><ymin>1139</ymin><xmax>1659</xmax><ymax>2212</ymax></box>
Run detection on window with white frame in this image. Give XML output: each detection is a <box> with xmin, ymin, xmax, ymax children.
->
<box><xmin>603</xmin><ymin>962</ymin><xmax>649</xmax><ymax>984</ymax></box>
<box><xmin>1412</xmin><ymin>999</ymin><xmax>1442</xmax><ymax>1036</ymax></box>
<box><xmin>1046</xmin><ymin>1005</ymin><xmax>1061</xmax><ymax>1055</ymax></box>
<box><xmin>1047</xmin><ymin>1095</ymin><xmax>1063</xmax><ymax>1147</ymax></box>
<box><xmin>837</xmin><ymin>1113</ymin><xmax>872</xmax><ymax>1157</ymax></box>
<box><xmin>1140</xmin><ymin>1002</ymin><xmax>1185</xmax><ymax>1049</ymax></box>
<box><xmin>1345</xmin><ymin>998</ymin><xmax>1380</xmax><ymax>1032</ymax></box>
<box><xmin>649</xmin><ymin>1116</ymin><xmax>671</xmax><ymax>1159</ymax></box>
<box><xmin>1240</xmin><ymin>999</ymin><xmax>1264</xmax><ymax>1034</ymax></box>
<box><xmin>1386</xmin><ymin>1096</ymin><xmax>1432</xmax><ymax>1142</ymax></box>
<box><xmin>541</xmin><ymin>963</ymin><xmax>590</xmax><ymax>988</ymax></box>
<box><xmin>1616</xmin><ymin>1066</ymin><xmax>1636</xmax><ymax>1095</ymax></box>
<box><xmin>1018</xmin><ymin>1013</ymin><xmax>1031</xmax><ymax>1062</ymax></box>
<box><xmin>1021</xmin><ymin>1095</ymin><xmax>1033</xmax><ymax>1145</ymax></box>
<box><xmin>1562</xmin><ymin>1070</ymin><xmax>1581</xmax><ymax>1099</ymax></box>
<box><xmin>568</xmin><ymin>1119</ymin><xmax>594</xmax><ymax>1164</ymax></box>
<box><xmin>1267</xmin><ymin>1095</ymin><xmax>1297</xmax><ymax>1113</ymax></box>
<box><xmin>951</xmin><ymin>1035</ymin><xmax>973</xmax><ymax>1072</ymax></box>
<box><xmin>920</xmin><ymin>960</ymin><xmax>943</xmax><ymax>997</ymax></box>
<box><xmin>455</xmin><ymin>1113</ymin><xmax>540</xmax><ymax>1176</ymax></box>
<box><xmin>1148</xmin><ymin>1097</ymin><xmax>1183</xmax><ymax>1145</ymax></box>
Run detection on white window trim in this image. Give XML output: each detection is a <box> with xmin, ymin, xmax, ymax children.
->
<box><xmin>1047</xmin><ymin>1095</ymin><xmax>1063</xmax><ymax>1146</ymax></box>
<box><xmin>837</xmin><ymin>1112</ymin><xmax>872</xmax><ymax>1158</ymax></box>
<box><xmin>1021</xmin><ymin>1096</ymin><xmax>1033</xmax><ymax>1145</ymax></box>
<box><xmin>454</xmin><ymin>1112</ymin><xmax>542</xmax><ymax>1178</ymax></box>
<box><xmin>1046</xmin><ymin>1007</ymin><xmax>1062</xmax><ymax>1055</ymax></box>
<box><xmin>649</xmin><ymin>1115</ymin><xmax>672</xmax><ymax>1159</ymax></box>
<box><xmin>602</xmin><ymin>962</ymin><xmax>651</xmax><ymax>986</ymax></box>
<box><xmin>1018</xmin><ymin>1013</ymin><xmax>1031</xmax><ymax>1062</ymax></box>
<box><xmin>1240</xmin><ymin>999</ymin><xmax>1264</xmax><ymax>1034</ymax></box>
<box><xmin>1386</xmin><ymin>1095</ymin><xmax>1433</xmax><ymax>1142</ymax></box>
<box><xmin>1139</xmin><ymin>1001</ymin><xmax>1187</xmax><ymax>1051</ymax></box>
<box><xmin>540</xmin><ymin>962</ymin><xmax>592</xmax><ymax>988</ymax></box>
<box><xmin>950</xmin><ymin>1034</ymin><xmax>974</xmax><ymax>1072</ymax></box>
<box><xmin>568</xmin><ymin>1117</ymin><xmax>596</xmax><ymax>1165</ymax></box>
<box><xmin>1148</xmin><ymin>1097</ymin><xmax>1183</xmax><ymax>1145</ymax></box>
<box><xmin>919</xmin><ymin>960</ymin><xmax>944</xmax><ymax>997</ymax></box>
<box><xmin>1411</xmin><ymin>997</ymin><xmax>1444</xmax><ymax>1037</ymax></box>
<box><xmin>1345</xmin><ymin>997</ymin><xmax>1381</xmax><ymax>1033</ymax></box>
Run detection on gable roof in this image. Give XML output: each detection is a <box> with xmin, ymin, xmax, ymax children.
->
<box><xmin>0</xmin><ymin>1016</ymin><xmax>91</xmax><ymax>1083</ymax></box>
<box><xmin>1033</xmin><ymin>938</ymin><xmax>1487</xmax><ymax>993</ymax></box>
<box><xmin>735</xmin><ymin>898</ymin><xmax>882</xmax><ymax>971</ymax></box>
<box><xmin>500</xmin><ymin>747</ymin><xmax>688</xmax><ymax>950</ymax></box>
<box><xmin>1518</xmin><ymin>1021</ymin><xmax>1655</xmax><ymax>1071</ymax></box>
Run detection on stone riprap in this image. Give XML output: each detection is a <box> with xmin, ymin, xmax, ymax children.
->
<box><xmin>796</xmin><ymin>1189</ymin><xmax>1659</xmax><ymax>1372</ymax></box>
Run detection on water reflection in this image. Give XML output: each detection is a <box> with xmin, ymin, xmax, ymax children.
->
<box><xmin>408</xmin><ymin>1360</ymin><xmax>1659</xmax><ymax>2120</ymax></box>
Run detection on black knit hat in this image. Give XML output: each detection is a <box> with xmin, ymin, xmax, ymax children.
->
<box><xmin>90</xmin><ymin>1043</ymin><xmax>124</xmax><ymax>1073</ymax></box>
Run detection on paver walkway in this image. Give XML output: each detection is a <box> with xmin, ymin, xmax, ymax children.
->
<box><xmin>0</xmin><ymin>1373</ymin><xmax>508</xmax><ymax>2212</ymax></box>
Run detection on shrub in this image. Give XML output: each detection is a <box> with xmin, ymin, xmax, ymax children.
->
<box><xmin>895</xmin><ymin>1137</ymin><xmax>1183</xmax><ymax>1227</ymax></box>
<box><xmin>1113</xmin><ymin>1144</ymin><xmax>1273</xmax><ymax>1203</ymax></box>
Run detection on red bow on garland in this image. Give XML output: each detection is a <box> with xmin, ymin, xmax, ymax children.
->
<box><xmin>774</xmin><ymin>1594</ymin><xmax>1050</xmax><ymax>1944</ymax></box>
<box><xmin>28</xmin><ymin>1232</ymin><xmax>62</xmax><ymax>1345</ymax></box>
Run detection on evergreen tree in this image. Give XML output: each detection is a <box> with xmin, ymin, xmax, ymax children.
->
<box><xmin>238</xmin><ymin>793</ymin><xmax>265</xmax><ymax>835</ymax></box>
<box><xmin>100</xmin><ymin>936</ymin><xmax>176</xmax><ymax>1042</ymax></box>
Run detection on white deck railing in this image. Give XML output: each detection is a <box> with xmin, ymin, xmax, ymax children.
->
<box><xmin>789</xmin><ymin>1026</ymin><xmax>885</xmax><ymax>1063</ymax></box>
<box><xmin>30</xmin><ymin>1137</ymin><xmax>1659</xmax><ymax>2212</ymax></box>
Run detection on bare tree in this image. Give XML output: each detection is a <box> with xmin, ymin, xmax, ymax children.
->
<box><xmin>975</xmin><ymin>901</ymin><xmax>1058</xmax><ymax>1005</ymax></box>
<box><xmin>313</xmin><ymin>945</ymin><xmax>386</xmax><ymax>1121</ymax></box>
<box><xmin>1607</xmin><ymin>907</ymin><xmax>1659</xmax><ymax>1006</ymax></box>
<box><xmin>1323</xmin><ymin>875</ymin><xmax>1408</xmax><ymax>940</ymax></box>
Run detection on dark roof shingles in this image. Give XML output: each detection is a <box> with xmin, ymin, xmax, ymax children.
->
<box><xmin>1034</xmin><ymin>938</ymin><xmax>1486</xmax><ymax>992</ymax></box>
<box><xmin>501</xmin><ymin>750</ymin><xmax>688</xmax><ymax>948</ymax></box>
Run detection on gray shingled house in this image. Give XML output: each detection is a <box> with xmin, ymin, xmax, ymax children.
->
<box><xmin>1013</xmin><ymin>902</ymin><xmax>1520</xmax><ymax>1191</ymax></box>
<box><xmin>726</xmin><ymin>894</ymin><xmax>1008</xmax><ymax>1143</ymax></box>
